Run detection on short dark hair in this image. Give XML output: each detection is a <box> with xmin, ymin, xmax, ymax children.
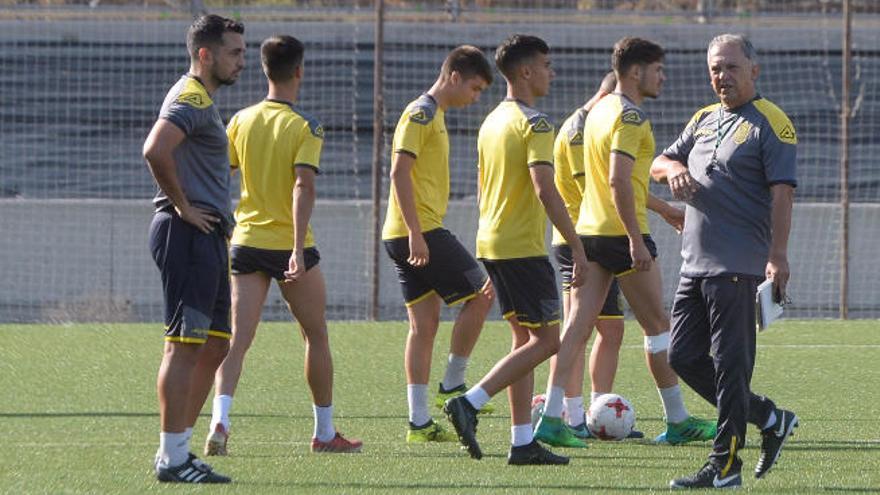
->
<box><xmin>261</xmin><ymin>35</ymin><xmax>304</xmax><ymax>82</ymax></box>
<box><xmin>494</xmin><ymin>34</ymin><xmax>549</xmax><ymax>81</ymax></box>
<box><xmin>186</xmin><ymin>14</ymin><xmax>244</xmax><ymax>58</ymax></box>
<box><xmin>441</xmin><ymin>45</ymin><xmax>493</xmax><ymax>85</ymax></box>
<box><xmin>611</xmin><ymin>37</ymin><xmax>664</xmax><ymax>77</ymax></box>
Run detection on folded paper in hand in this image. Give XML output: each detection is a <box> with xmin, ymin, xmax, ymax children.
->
<box><xmin>756</xmin><ymin>279</ymin><xmax>784</xmax><ymax>331</ymax></box>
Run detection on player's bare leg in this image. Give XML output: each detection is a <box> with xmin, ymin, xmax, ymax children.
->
<box><xmin>506</xmin><ymin>321</ymin><xmax>535</xmax><ymax>428</ymax></box>
<box><xmin>186</xmin><ymin>336</ymin><xmax>229</xmax><ymax>427</ymax></box>
<box><xmin>158</xmin><ymin>342</ymin><xmax>201</xmax><ymax>434</ymax></box>
<box><xmin>617</xmin><ymin>263</ymin><xmax>677</xmax><ymax>388</ymax></box>
<box><xmin>560</xmin><ymin>289</ymin><xmax>589</xmax><ymax>433</ymax></box>
<box><xmin>205</xmin><ymin>272</ymin><xmax>270</xmax><ymax>455</ymax></box>
<box><xmin>589</xmin><ymin>319</ymin><xmax>625</xmax><ymax>395</ymax></box>
<box><xmin>444</xmin><ymin>317</ymin><xmax>564</xmax><ymax>461</ymax></box>
<box><xmin>541</xmin><ymin>264</ymin><xmax>611</xmax><ymax>414</ymax></box>
<box><xmin>280</xmin><ymin>265</ymin><xmax>333</xmax><ymax>406</ymax></box>
<box><xmin>405</xmin><ymin>294</ymin><xmax>442</xmax><ymax>391</ymax></box>
<box><xmin>280</xmin><ymin>265</ymin><xmax>361</xmax><ymax>453</ymax></box>
<box><xmin>156</xmin><ymin>341</ymin><xmax>201</xmax><ymax>468</ymax></box>
<box><xmin>534</xmin><ymin>263</ymin><xmax>611</xmax><ymax>447</ymax></box>
<box><xmin>447</xmin><ymin>291</ymin><xmax>492</xmax><ymax>364</ymax></box>
<box><xmin>216</xmin><ymin>273</ymin><xmax>271</xmax><ymax>397</ymax></box>
<box><xmin>473</xmin><ymin>319</ymin><xmax>559</xmax><ymax>397</ymax></box>
<box><xmin>618</xmin><ymin>261</ymin><xmax>716</xmax><ymax>444</ymax></box>
<box><xmin>436</xmin><ymin>289</ymin><xmax>494</xmax><ymax>412</ymax></box>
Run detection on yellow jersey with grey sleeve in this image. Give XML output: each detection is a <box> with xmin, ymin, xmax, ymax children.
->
<box><xmin>382</xmin><ymin>94</ymin><xmax>449</xmax><ymax>240</ymax></box>
<box><xmin>228</xmin><ymin>99</ymin><xmax>324</xmax><ymax>250</ymax></box>
<box><xmin>476</xmin><ymin>99</ymin><xmax>555</xmax><ymax>260</ymax></box>
<box><xmin>577</xmin><ymin>93</ymin><xmax>654</xmax><ymax>237</ymax></box>
<box><xmin>551</xmin><ymin>107</ymin><xmax>588</xmax><ymax>246</ymax></box>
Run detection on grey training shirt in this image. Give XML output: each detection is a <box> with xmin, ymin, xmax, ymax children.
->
<box><xmin>153</xmin><ymin>74</ymin><xmax>233</xmax><ymax>232</ymax></box>
<box><xmin>662</xmin><ymin>96</ymin><xmax>797</xmax><ymax>278</ymax></box>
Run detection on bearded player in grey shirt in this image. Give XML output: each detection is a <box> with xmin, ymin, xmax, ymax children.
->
<box><xmin>143</xmin><ymin>14</ymin><xmax>245</xmax><ymax>484</ymax></box>
<box><xmin>652</xmin><ymin>34</ymin><xmax>799</xmax><ymax>490</ymax></box>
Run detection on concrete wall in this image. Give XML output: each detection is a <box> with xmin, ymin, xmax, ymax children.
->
<box><xmin>1</xmin><ymin>199</ymin><xmax>877</xmax><ymax>322</ymax></box>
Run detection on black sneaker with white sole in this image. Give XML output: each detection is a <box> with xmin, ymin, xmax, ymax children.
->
<box><xmin>755</xmin><ymin>408</ymin><xmax>798</xmax><ymax>479</ymax></box>
<box><xmin>507</xmin><ymin>440</ymin><xmax>569</xmax><ymax>466</ymax></box>
<box><xmin>156</xmin><ymin>453</ymin><xmax>231</xmax><ymax>483</ymax></box>
<box><xmin>670</xmin><ymin>462</ymin><xmax>742</xmax><ymax>489</ymax></box>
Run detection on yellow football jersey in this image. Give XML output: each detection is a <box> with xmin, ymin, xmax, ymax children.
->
<box><xmin>382</xmin><ymin>94</ymin><xmax>449</xmax><ymax>240</ymax></box>
<box><xmin>551</xmin><ymin>107</ymin><xmax>588</xmax><ymax>246</ymax></box>
<box><xmin>577</xmin><ymin>93</ymin><xmax>654</xmax><ymax>236</ymax></box>
<box><xmin>476</xmin><ymin>99</ymin><xmax>555</xmax><ymax>260</ymax></box>
<box><xmin>228</xmin><ymin>99</ymin><xmax>324</xmax><ymax>250</ymax></box>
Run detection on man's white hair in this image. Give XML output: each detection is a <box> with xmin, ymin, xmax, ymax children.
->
<box><xmin>708</xmin><ymin>33</ymin><xmax>757</xmax><ymax>63</ymax></box>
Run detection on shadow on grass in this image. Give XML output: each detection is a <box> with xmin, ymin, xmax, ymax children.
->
<box><xmin>0</xmin><ymin>412</ymin><xmax>289</xmax><ymax>419</ymax></box>
<box><xmin>0</xmin><ymin>412</ymin><xmax>420</xmax><ymax>420</ymax></box>
<box><xmin>241</xmin><ymin>480</ymin><xmax>665</xmax><ymax>491</ymax></box>
<box><xmin>237</xmin><ymin>480</ymin><xmax>880</xmax><ymax>493</ymax></box>
<box><xmin>817</xmin><ymin>488</ymin><xmax>880</xmax><ymax>493</ymax></box>
<box><xmin>785</xmin><ymin>440</ymin><xmax>880</xmax><ymax>451</ymax></box>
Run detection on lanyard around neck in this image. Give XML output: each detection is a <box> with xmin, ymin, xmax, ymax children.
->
<box><xmin>711</xmin><ymin>107</ymin><xmax>738</xmax><ymax>165</ymax></box>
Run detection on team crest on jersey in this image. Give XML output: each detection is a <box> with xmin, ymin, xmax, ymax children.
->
<box><xmin>621</xmin><ymin>109</ymin><xmax>643</xmax><ymax>125</ymax></box>
<box><xmin>694</xmin><ymin>126</ymin><xmax>714</xmax><ymax>137</ymax></box>
<box><xmin>569</xmin><ymin>130</ymin><xmax>584</xmax><ymax>146</ymax></box>
<box><xmin>733</xmin><ymin>121</ymin><xmax>752</xmax><ymax>144</ymax></box>
<box><xmin>778</xmin><ymin>124</ymin><xmax>797</xmax><ymax>144</ymax></box>
<box><xmin>409</xmin><ymin>108</ymin><xmax>430</xmax><ymax>125</ymax></box>
<box><xmin>179</xmin><ymin>93</ymin><xmax>204</xmax><ymax>107</ymax></box>
<box><xmin>312</xmin><ymin>124</ymin><xmax>325</xmax><ymax>139</ymax></box>
<box><xmin>531</xmin><ymin>117</ymin><xmax>552</xmax><ymax>133</ymax></box>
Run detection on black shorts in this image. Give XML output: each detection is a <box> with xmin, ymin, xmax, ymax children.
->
<box><xmin>148</xmin><ymin>209</ymin><xmax>231</xmax><ymax>344</ymax></box>
<box><xmin>552</xmin><ymin>244</ymin><xmax>623</xmax><ymax>318</ymax></box>
<box><xmin>230</xmin><ymin>245</ymin><xmax>321</xmax><ymax>280</ymax></box>
<box><xmin>580</xmin><ymin>235</ymin><xmax>658</xmax><ymax>277</ymax></box>
<box><xmin>384</xmin><ymin>228</ymin><xmax>487</xmax><ymax>307</ymax></box>
<box><xmin>481</xmin><ymin>257</ymin><xmax>560</xmax><ymax>329</ymax></box>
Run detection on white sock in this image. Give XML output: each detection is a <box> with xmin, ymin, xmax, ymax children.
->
<box><xmin>313</xmin><ymin>404</ymin><xmax>336</xmax><ymax>442</ymax></box>
<box><xmin>763</xmin><ymin>410</ymin><xmax>777</xmax><ymax>430</ymax></box>
<box><xmin>441</xmin><ymin>354</ymin><xmax>468</xmax><ymax>391</ymax></box>
<box><xmin>563</xmin><ymin>396</ymin><xmax>585</xmax><ymax>427</ymax></box>
<box><xmin>511</xmin><ymin>423</ymin><xmax>533</xmax><ymax>447</ymax></box>
<box><xmin>590</xmin><ymin>391</ymin><xmax>603</xmax><ymax>403</ymax></box>
<box><xmin>464</xmin><ymin>386</ymin><xmax>491</xmax><ymax>411</ymax></box>
<box><xmin>658</xmin><ymin>384</ymin><xmax>690</xmax><ymax>424</ymax></box>
<box><xmin>407</xmin><ymin>384</ymin><xmax>431</xmax><ymax>426</ymax></box>
<box><xmin>158</xmin><ymin>431</ymin><xmax>189</xmax><ymax>468</ymax></box>
<box><xmin>211</xmin><ymin>394</ymin><xmax>233</xmax><ymax>430</ymax></box>
<box><xmin>543</xmin><ymin>385</ymin><xmax>566</xmax><ymax>418</ymax></box>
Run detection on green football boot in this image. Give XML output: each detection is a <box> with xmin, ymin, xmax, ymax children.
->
<box><xmin>406</xmin><ymin>420</ymin><xmax>458</xmax><ymax>443</ymax></box>
<box><xmin>655</xmin><ymin>416</ymin><xmax>717</xmax><ymax>445</ymax></box>
<box><xmin>534</xmin><ymin>415</ymin><xmax>588</xmax><ymax>448</ymax></box>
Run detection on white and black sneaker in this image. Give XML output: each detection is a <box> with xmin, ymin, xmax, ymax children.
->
<box><xmin>156</xmin><ymin>453</ymin><xmax>231</xmax><ymax>483</ymax></box>
<box><xmin>755</xmin><ymin>408</ymin><xmax>799</xmax><ymax>479</ymax></box>
<box><xmin>670</xmin><ymin>462</ymin><xmax>742</xmax><ymax>489</ymax></box>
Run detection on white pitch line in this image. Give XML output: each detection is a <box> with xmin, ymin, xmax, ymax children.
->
<box><xmin>619</xmin><ymin>344</ymin><xmax>880</xmax><ymax>349</ymax></box>
<box><xmin>9</xmin><ymin>441</ymin><xmax>320</xmax><ymax>448</ymax></box>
